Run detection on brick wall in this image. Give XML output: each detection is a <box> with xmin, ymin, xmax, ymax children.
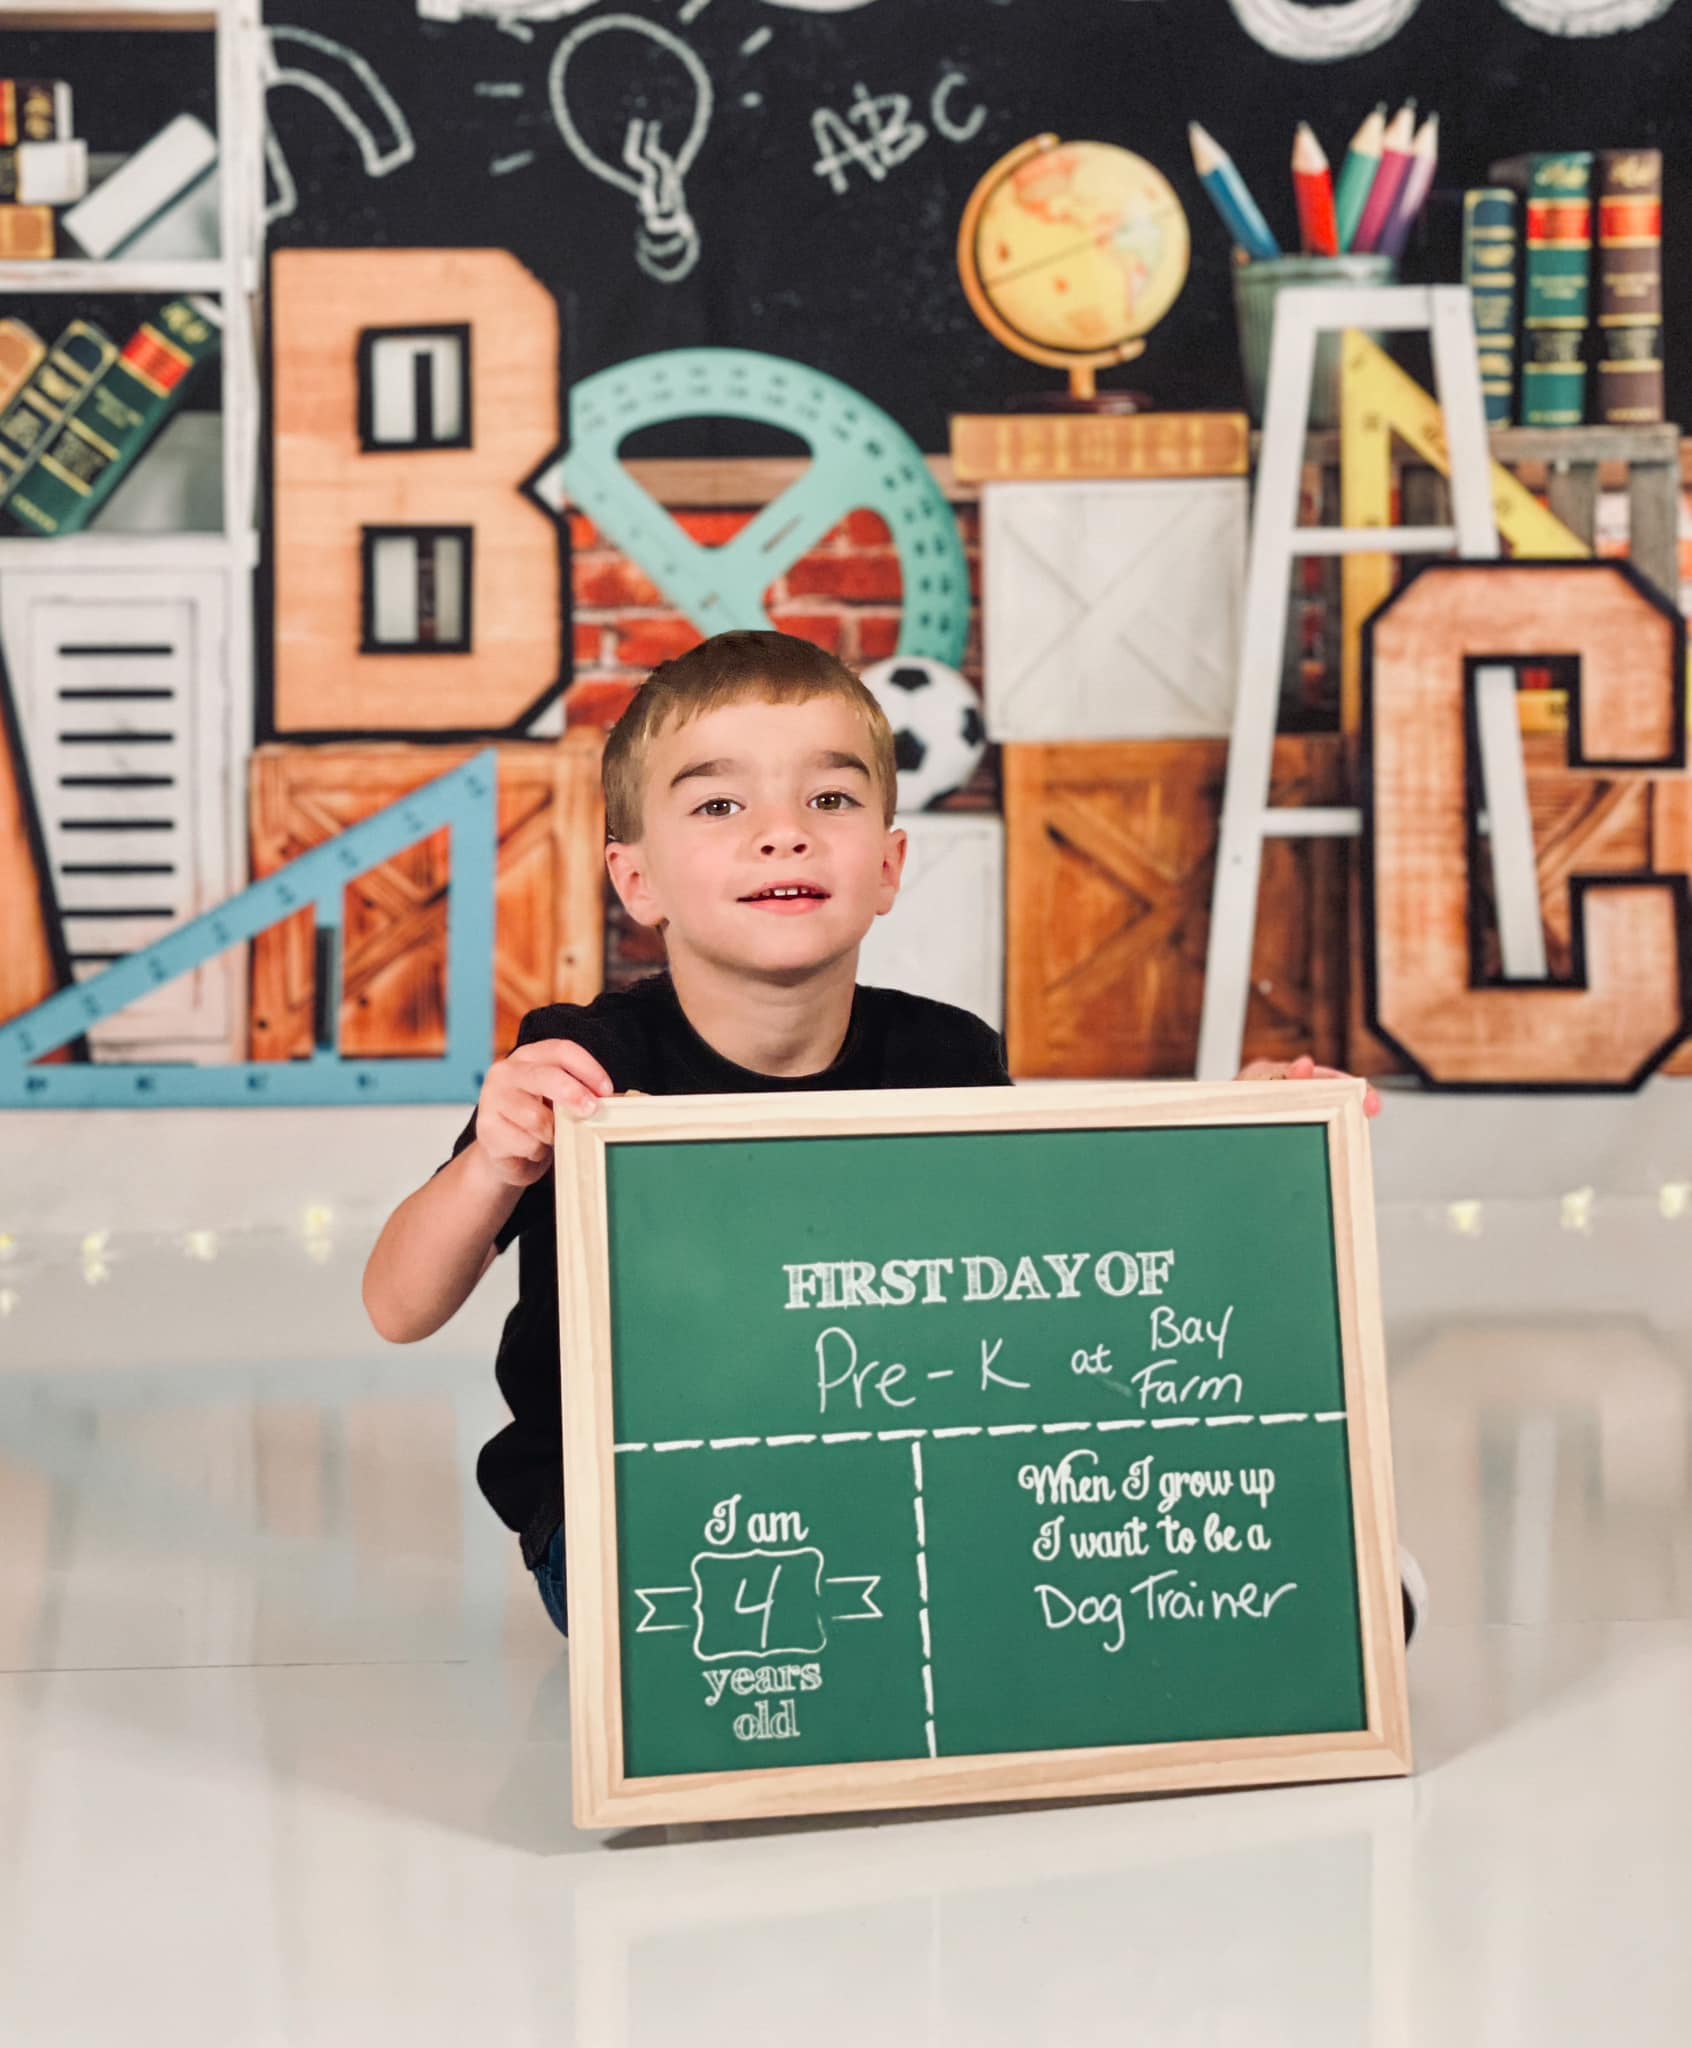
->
<box><xmin>563</xmin><ymin>478</ymin><xmax>1692</xmax><ymax>992</ymax></box>
<box><xmin>565</xmin><ymin>501</ymin><xmax>998</xmax><ymax>988</ymax></box>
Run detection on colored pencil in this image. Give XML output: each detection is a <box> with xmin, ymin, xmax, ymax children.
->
<box><xmin>1335</xmin><ymin>103</ymin><xmax>1387</xmax><ymax>253</ymax></box>
<box><xmin>1376</xmin><ymin>113</ymin><xmax>1439</xmax><ymax>262</ymax></box>
<box><xmin>1188</xmin><ymin>121</ymin><xmax>1282</xmax><ymax>263</ymax></box>
<box><xmin>1351</xmin><ymin>101</ymin><xmax>1418</xmax><ymax>256</ymax></box>
<box><xmin>1292</xmin><ymin>122</ymin><xmax>1339</xmax><ymax>256</ymax></box>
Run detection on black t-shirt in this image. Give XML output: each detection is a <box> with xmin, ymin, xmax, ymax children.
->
<box><xmin>447</xmin><ymin>970</ymin><xmax>1014</xmax><ymax>1564</ymax></box>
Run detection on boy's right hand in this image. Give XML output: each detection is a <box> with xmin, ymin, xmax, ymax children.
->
<box><xmin>469</xmin><ymin>1039</ymin><xmax>617</xmax><ymax>1188</ymax></box>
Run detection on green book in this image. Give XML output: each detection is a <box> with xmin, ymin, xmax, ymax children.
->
<box><xmin>1463</xmin><ymin>188</ymin><xmax>1518</xmax><ymax>428</ymax></box>
<box><xmin>4</xmin><ymin>297</ymin><xmax>222</xmax><ymax>538</ymax></box>
<box><xmin>1522</xmin><ymin>327</ymin><xmax>1586</xmax><ymax>429</ymax></box>
<box><xmin>1524</xmin><ymin>152</ymin><xmax>1592</xmax><ymax>329</ymax></box>
<box><xmin>1523</xmin><ymin>153</ymin><xmax>1592</xmax><ymax>426</ymax></box>
<box><xmin>0</xmin><ymin>320</ymin><xmax>118</xmax><ymax>511</ymax></box>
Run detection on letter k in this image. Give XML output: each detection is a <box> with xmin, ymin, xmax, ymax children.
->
<box><xmin>980</xmin><ymin>1336</ymin><xmax>1030</xmax><ymax>1393</ymax></box>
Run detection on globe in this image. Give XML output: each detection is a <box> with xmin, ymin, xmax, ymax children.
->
<box><xmin>958</xmin><ymin>135</ymin><xmax>1190</xmax><ymax>406</ymax></box>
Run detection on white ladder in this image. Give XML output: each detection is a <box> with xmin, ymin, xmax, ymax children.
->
<box><xmin>1196</xmin><ymin>284</ymin><xmax>1545</xmax><ymax>1080</ymax></box>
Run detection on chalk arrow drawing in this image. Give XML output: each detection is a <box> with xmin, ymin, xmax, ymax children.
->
<box><xmin>264</xmin><ymin>26</ymin><xmax>416</xmax><ymax>227</ymax></box>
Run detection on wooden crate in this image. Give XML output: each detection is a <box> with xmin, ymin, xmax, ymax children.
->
<box><xmin>1006</xmin><ymin>738</ymin><xmax>1347</xmax><ymax>1079</ymax></box>
<box><xmin>249</xmin><ymin>733</ymin><xmax>604</xmax><ymax>1063</ymax></box>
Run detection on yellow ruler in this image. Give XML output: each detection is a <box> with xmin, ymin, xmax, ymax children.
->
<box><xmin>1339</xmin><ymin>331</ymin><xmax>1588</xmax><ymax>736</ymax></box>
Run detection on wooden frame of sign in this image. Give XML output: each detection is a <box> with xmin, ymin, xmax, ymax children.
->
<box><xmin>555</xmin><ymin>1080</ymin><xmax>1409</xmax><ymax>1829</ymax></box>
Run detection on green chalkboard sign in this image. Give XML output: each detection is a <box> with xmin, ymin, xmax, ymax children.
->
<box><xmin>557</xmin><ymin>1082</ymin><xmax>1410</xmax><ymax>1827</ymax></box>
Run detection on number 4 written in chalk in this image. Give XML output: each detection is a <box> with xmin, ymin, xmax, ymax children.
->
<box><xmin>736</xmin><ymin>1563</ymin><xmax>783</xmax><ymax>1651</ymax></box>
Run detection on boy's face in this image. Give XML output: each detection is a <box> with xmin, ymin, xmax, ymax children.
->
<box><xmin>605</xmin><ymin>694</ymin><xmax>907</xmax><ymax>979</ymax></box>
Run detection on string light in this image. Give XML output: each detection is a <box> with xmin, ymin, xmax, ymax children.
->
<box><xmin>0</xmin><ymin>1288</ymin><xmax>17</xmax><ymax>1318</ymax></box>
<box><xmin>0</xmin><ymin>1232</ymin><xmax>15</xmax><ymax>1261</ymax></box>
<box><xmin>182</xmin><ymin>1230</ymin><xmax>219</xmax><ymax>1263</ymax></box>
<box><xmin>80</xmin><ymin>1229</ymin><xmax>110</xmax><ymax>1286</ymax></box>
<box><xmin>302</xmin><ymin>1204</ymin><xmax>334</xmax><ymax>1265</ymax></box>
<box><xmin>1437</xmin><ymin>1185</ymin><xmax>1692</xmax><ymax>1231</ymax></box>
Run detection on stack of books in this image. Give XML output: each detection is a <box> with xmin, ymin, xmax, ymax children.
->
<box><xmin>1464</xmin><ymin>149</ymin><xmax>1664</xmax><ymax>428</ymax></box>
<box><xmin>1</xmin><ymin>85</ymin><xmax>217</xmax><ymax>262</ymax></box>
<box><xmin>0</xmin><ymin>298</ymin><xmax>222</xmax><ymax>536</ymax></box>
<box><xmin>0</xmin><ymin>78</ymin><xmax>84</xmax><ymax>259</ymax></box>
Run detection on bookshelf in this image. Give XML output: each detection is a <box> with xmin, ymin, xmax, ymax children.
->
<box><xmin>0</xmin><ymin>4</ymin><xmax>224</xmax><ymax>22</ymax></box>
<box><xmin>0</xmin><ymin>0</ymin><xmax>264</xmax><ymax>1067</ymax></box>
<box><xmin>0</xmin><ymin>258</ymin><xmax>225</xmax><ymax>293</ymax></box>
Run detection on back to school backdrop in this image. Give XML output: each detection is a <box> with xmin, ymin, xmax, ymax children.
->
<box><xmin>1</xmin><ymin>0</ymin><xmax>1689</xmax><ymax>1103</ymax></box>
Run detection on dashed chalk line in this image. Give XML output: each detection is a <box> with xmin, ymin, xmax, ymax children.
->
<box><xmin>614</xmin><ymin>1412</ymin><xmax>1349</xmax><ymax>1452</ymax></box>
<box><xmin>912</xmin><ymin>1440</ymin><xmax>937</xmax><ymax>1760</ymax></box>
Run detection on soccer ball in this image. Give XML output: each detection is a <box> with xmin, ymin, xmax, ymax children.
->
<box><xmin>860</xmin><ymin>656</ymin><xmax>987</xmax><ymax>812</ymax></box>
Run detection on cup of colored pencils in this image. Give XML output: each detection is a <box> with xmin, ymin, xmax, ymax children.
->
<box><xmin>1190</xmin><ymin>107</ymin><xmax>1438</xmax><ymax>426</ymax></box>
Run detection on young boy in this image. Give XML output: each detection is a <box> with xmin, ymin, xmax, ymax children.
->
<box><xmin>363</xmin><ymin>630</ymin><xmax>1399</xmax><ymax>1640</ymax></box>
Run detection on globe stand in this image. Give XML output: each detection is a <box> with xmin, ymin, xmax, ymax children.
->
<box><xmin>1021</xmin><ymin>350</ymin><xmax>1154</xmax><ymax>413</ymax></box>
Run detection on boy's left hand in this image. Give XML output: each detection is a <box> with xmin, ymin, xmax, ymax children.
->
<box><xmin>1236</xmin><ymin>1052</ymin><xmax>1383</xmax><ymax>1119</ymax></box>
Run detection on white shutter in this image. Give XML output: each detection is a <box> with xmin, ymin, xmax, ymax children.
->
<box><xmin>1</xmin><ymin>568</ymin><xmax>240</xmax><ymax>1062</ymax></box>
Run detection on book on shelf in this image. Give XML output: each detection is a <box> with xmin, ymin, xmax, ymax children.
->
<box><xmin>0</xmin><ymin>139</ymin><xmax>89</xmax><ymax>207</ymax></box>
<box><xmin>0</xmin><ymin>321</ymin><xmax>118</xmax><ymax>510</ymax></box>
<box><xmin>1522</xmin><ymin>327</ymin><xmax>1587</xmax><ymax>428</ymax></box>
<box><xmin>1596</xmin><ymin>148</ymin><xmax>1663</xmax><ymax>426</ymax></box>
<box><xmin>1462</xmin><ymin>187</ymin><xmax>1518</xmax><ymax>428</ymax></box>
<box><xmin>0</xmin><ymin>204</ymin><xmax>54</xmax><ymax>260</ymax></box>
<box><xmin>61</xmin><ymin>113</ymin><xmax>217</xmax><ymax>262</ymax></box>
<box><xmin>3</xmin><ymin>298</ymin><xmax>223</xmax><ymax>539</ymax></box>
<box><xmin>0</xmin><ymin>320</ymin><xmax>46</xmax><ymax>414</ymax></box>
<box><xmin>1522</xmin><ymin>152</ymin><xmax>1592</xmax><ymax>427</ymax></box>
<box><xmin>0</xmin><ymin>81</ymin><xmax>73</xmax><ymax>148</ymax></box>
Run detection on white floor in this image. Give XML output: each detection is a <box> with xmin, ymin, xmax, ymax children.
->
<box><xmin>1</xmin><ymin>1091</ymin><xmax>1689</xmax><ymax>2046</ymax></box>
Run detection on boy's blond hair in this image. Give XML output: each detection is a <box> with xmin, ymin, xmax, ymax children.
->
<box><xmin>602</xmin><ymin>630</ymin><xmax>899</xmax><ymax>844</ymax></box>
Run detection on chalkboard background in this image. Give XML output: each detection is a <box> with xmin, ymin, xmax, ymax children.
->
<box><xmin>603</xmin><ymin>1121</ymin><xmax>1365</xmax><ymax>1780</ymax></box>
<box><xmin>21</xmin><ymin>2</ymin><xmax>1689</xmax><ymax>449</ymax></box>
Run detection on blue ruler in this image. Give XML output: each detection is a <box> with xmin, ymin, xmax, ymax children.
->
<box><xmin>0</xmin><ymin>752</ymin><xmax>497</xmax><ymax>1109</ymax></box>
<box><xmin>550</xmin><ymin>349</ymin><xmax>971</xmax><ymax>667</ymax></box>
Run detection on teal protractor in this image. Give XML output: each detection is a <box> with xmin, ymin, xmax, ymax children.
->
<box><xmin>0</xmin><ymin>753</ymin><xmax>497</xmax><ymax>1109</ymax></box>
<box><xmin>557</xmin><ymin>350</ymin><xmax>970</xmax><ymax>665</ymax></box>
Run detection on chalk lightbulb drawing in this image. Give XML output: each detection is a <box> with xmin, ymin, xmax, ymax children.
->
<box><xmin>549</xmin><ymin>14</ymin><xmax>714</xmax><ymax>285</ymax></box>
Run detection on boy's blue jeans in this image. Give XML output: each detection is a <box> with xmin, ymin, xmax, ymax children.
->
<box><xmin>533</xmin><ymin>1524</ymin><xmax>569</xmax><ymax>1638</ymax></box>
